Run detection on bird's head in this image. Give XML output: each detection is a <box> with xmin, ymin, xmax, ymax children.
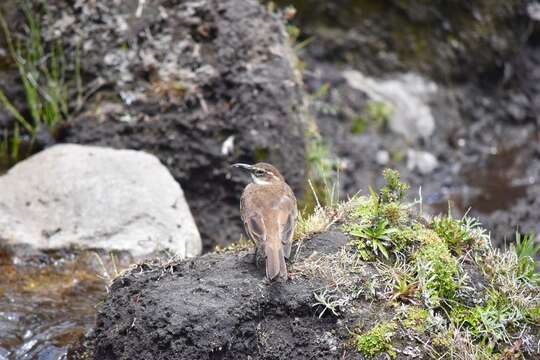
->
<box><xmin>231</xmin><ymin>162</ymin><xmax>284</xmax><ymax>185</ymax></box>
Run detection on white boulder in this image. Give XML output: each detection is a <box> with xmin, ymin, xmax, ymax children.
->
<box><xmin>0</xmin><ymin>144</ymin><xmax>202</xmax><ymax>258</ymax></box>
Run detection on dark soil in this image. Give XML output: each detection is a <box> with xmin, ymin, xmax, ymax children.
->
<box><xmin>89</xmin><ymin>231</ymin><xmax>361</xmax><ymax>360</ymax></box>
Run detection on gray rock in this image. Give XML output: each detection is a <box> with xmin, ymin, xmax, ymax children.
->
<box><xmin>407</xmin><ymin>149</ymin><xmax>439</xmax><ymax>175</ymax></box>
<box><xmin>528</xmin><ymin>3</ymin><xmax>540</xmax><ymax>21</ymax></box>
<box><xmin>0</xmin><ymin>144</ymin><xmax>202</xmax><ymax>258</ymax></box>
<box><xmin>343</xmin><ymin>70</ymin><xmax>436</xmax><ymax>142</ymax></box>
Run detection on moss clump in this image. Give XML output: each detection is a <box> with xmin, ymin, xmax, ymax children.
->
<box><xmin>354</xmin><ymin>321</ymin><xmax>397</xmax><ymax>358</ymax></box>
<box><xmin>415</xmin><ymin>232</ymin><xmax>459</xmax><ymax>307</ymax></box>
<box><xmin>402</xmin><ymin>307</ymin><xmax>429</xmax><ymax>333</ymax></box>
<box><xmin>253</xmin><ymin>147</ymin><xmax>269</xmax><ymax>162</ymax></box>
<box><xmin>525</xmin><ymin>302</ymin><xmax>540</xmax><ymax>325</ymax></box>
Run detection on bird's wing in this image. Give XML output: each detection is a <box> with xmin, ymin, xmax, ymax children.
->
<box><xmin>240</xmin><ymin>190</ymin><xmax>266</xmax><ymax>248</ymax></box>
<box><xmin>277</xmin><ymin>189</ymin><xmax>297</xmax><ymax>259</ymax></box>
<box><xmin>244</xmin><ymin>214</ymin><xmax>266</xmax><ymax>248</ymax></box>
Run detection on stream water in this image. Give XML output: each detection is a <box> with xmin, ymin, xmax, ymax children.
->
<box><xmin>427</xmin><ymin>145</ymin><xmax>535</xmax><ymax>216</ymax></box>
<box><xmin>0</xmin><ymin>249</ymin><xmax>128</xmax><ymax>359</ymax></box>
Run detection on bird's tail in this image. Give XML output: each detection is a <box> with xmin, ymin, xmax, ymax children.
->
<box><xmin>265</xmin><ymin>242</ymin><xmax>287</xmax><ymax>281</ymax></box>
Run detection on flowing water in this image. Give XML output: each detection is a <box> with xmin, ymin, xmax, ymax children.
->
<box><xmin>427</xmin><ymin>143</ymin><xmax>536</xmax><ymax>217</ymax></box>
<box><xmin>0</xmin><ymin>249</ymin><xmax>129</xmax><ymax>360</ymax></box>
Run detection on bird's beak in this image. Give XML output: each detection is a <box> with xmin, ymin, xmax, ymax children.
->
<box><xmin>231</xmin><ymin>163</ymin><xmax>254</xmax><ymax>171</ymax></box>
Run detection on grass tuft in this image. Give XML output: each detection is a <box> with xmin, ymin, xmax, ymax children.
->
<box><xmin>292</xmin><ymin>168</ymin><xmax>540</xmax><ymax>358</ymax></box>
<box><xmin>0</xmin><ymin>3</ymin><xmax>83</xmax><ymax>167</ymax></box>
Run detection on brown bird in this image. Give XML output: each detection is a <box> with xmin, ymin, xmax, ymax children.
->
<box><xmin>232</xmin><ymin>162</ymin><xmax>297</xmax><ymax>281</ymax></box>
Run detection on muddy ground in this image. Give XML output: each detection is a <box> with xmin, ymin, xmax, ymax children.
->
<box><xmin>88</xmin><ymin>232</ymin><xmax>350</xmax><ymax>360</ymax></box>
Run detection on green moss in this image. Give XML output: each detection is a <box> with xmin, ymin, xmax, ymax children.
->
<box><xmin>415</xmin><ymin>233</ymin><xmax>459</xmax><ymax>307</ymax></box>
<box><xmin>402</xmin><ymin>307</ymin><xmax>429</xmax><ymax>333</ymax></box>
<box><xmin>351</xmin><ymin>115</ymin><xmax>369</xmax><ymax>135</ymax></box>
<box><xmin>525</xmin><ymin>302</ymin><xmax>540</xmax><ymax>325</ymax></box>
<box><xmin>253</xmin><ymin>147</ymin><xmax>269</xmax><ymax>162</ymax></box>
<box><xmin>354</xmin><ymin>321</ymin><xmax>397</xmax><ymax>358</ymax></box>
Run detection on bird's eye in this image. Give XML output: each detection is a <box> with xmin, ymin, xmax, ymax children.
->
<box><xmin>255</xmin><ymin>170</ymin><xmax>264</xmax><ymax>177</ymax></box>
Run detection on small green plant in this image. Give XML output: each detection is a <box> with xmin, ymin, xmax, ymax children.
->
<box><xmin>450</xmin><ymin>291</ymin><xmax>523</xmax><ymax>347</ymax></box>
<box><xmin>515</xmin><ymin>232</ymin><xmax>539</xmax><ymax>283</ymax></box>
<box><xmin>402</xmin><ymin>307</ymin><xmax>429</xmax><ymax>332</ymax></box>
<box><xmin>348</xmin><ymin>220</ymin><xmax>397</xmax><ymax>260</ymax></box>
<box><xmin>390</xmin><ymin>272</ymin><xmax>417</xmax><ymax>302</ymax></box>
<box><xmin>415</xmin><ymin>234</ymin><xmax>459</xmax><ymax>307</ymax></box>
<box><xmin>432</xmin><ymin>216</ymin><xmax>471</xmax><ymax>255</ymax></box>
<box><xmin>351</xmin><ymin>100</ymin><xmax>393</xmax><ymax>135</ymax></box>
<box><xmin>0</xmin><ymin>125</ymin><xmax>21</xmax><ymax>170</ymax></box>
<box><xmin>354</xmin><ymin>321</ymin><xmax>397</xmax><ymax>358</ymax></box>
<box><xmin>379</xmin><ymin>169</ymin><xmax>409</xmax><ymax>204</ymax></box>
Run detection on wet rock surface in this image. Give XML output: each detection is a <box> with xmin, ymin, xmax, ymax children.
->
<box><xmin>0</xmin><ymin>144</ymin><xmax>201</xmax><ymax>258</ymax></box>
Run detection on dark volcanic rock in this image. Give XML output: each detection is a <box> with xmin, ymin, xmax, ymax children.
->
<box><xmin>91</xmin><ymin>231</ymin><xmax>355</xmax><ymax>360</ymax></box>
<box><xmin>34</xmin><ymin>0</ymin><xmax>307</xmax><ymax>250</ymax></box>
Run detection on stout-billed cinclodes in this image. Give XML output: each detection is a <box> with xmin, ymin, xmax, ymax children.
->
<box><xmin>232</xmin><ymin>162</ymin><xmax>297</xmax><ymax>281</ymax></box>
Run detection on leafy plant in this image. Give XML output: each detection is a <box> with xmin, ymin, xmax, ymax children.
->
<box><xmin>351</xmin><ymin>100</ymin><xmax>392</xmax><ymax>135</ymax></box>
<box><xmin>379</xmin><ymin>168</ymin><xmax>409</xmax><ymax>204</ymax></box>
<box><xmin>349</xmin><ymin>219</ymin><xmax>398</xmax><ymax>260</ymax></box>
<box><xmin>515</xmin><ymin>232</ymin><xmax>539</xmax><ymax>283</ymax></box>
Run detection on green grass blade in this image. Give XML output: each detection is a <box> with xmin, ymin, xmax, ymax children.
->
<box><xmin>0</xmin><ymin>89</ymin><xmax>34</xmax><ymax>133</ymax></box>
